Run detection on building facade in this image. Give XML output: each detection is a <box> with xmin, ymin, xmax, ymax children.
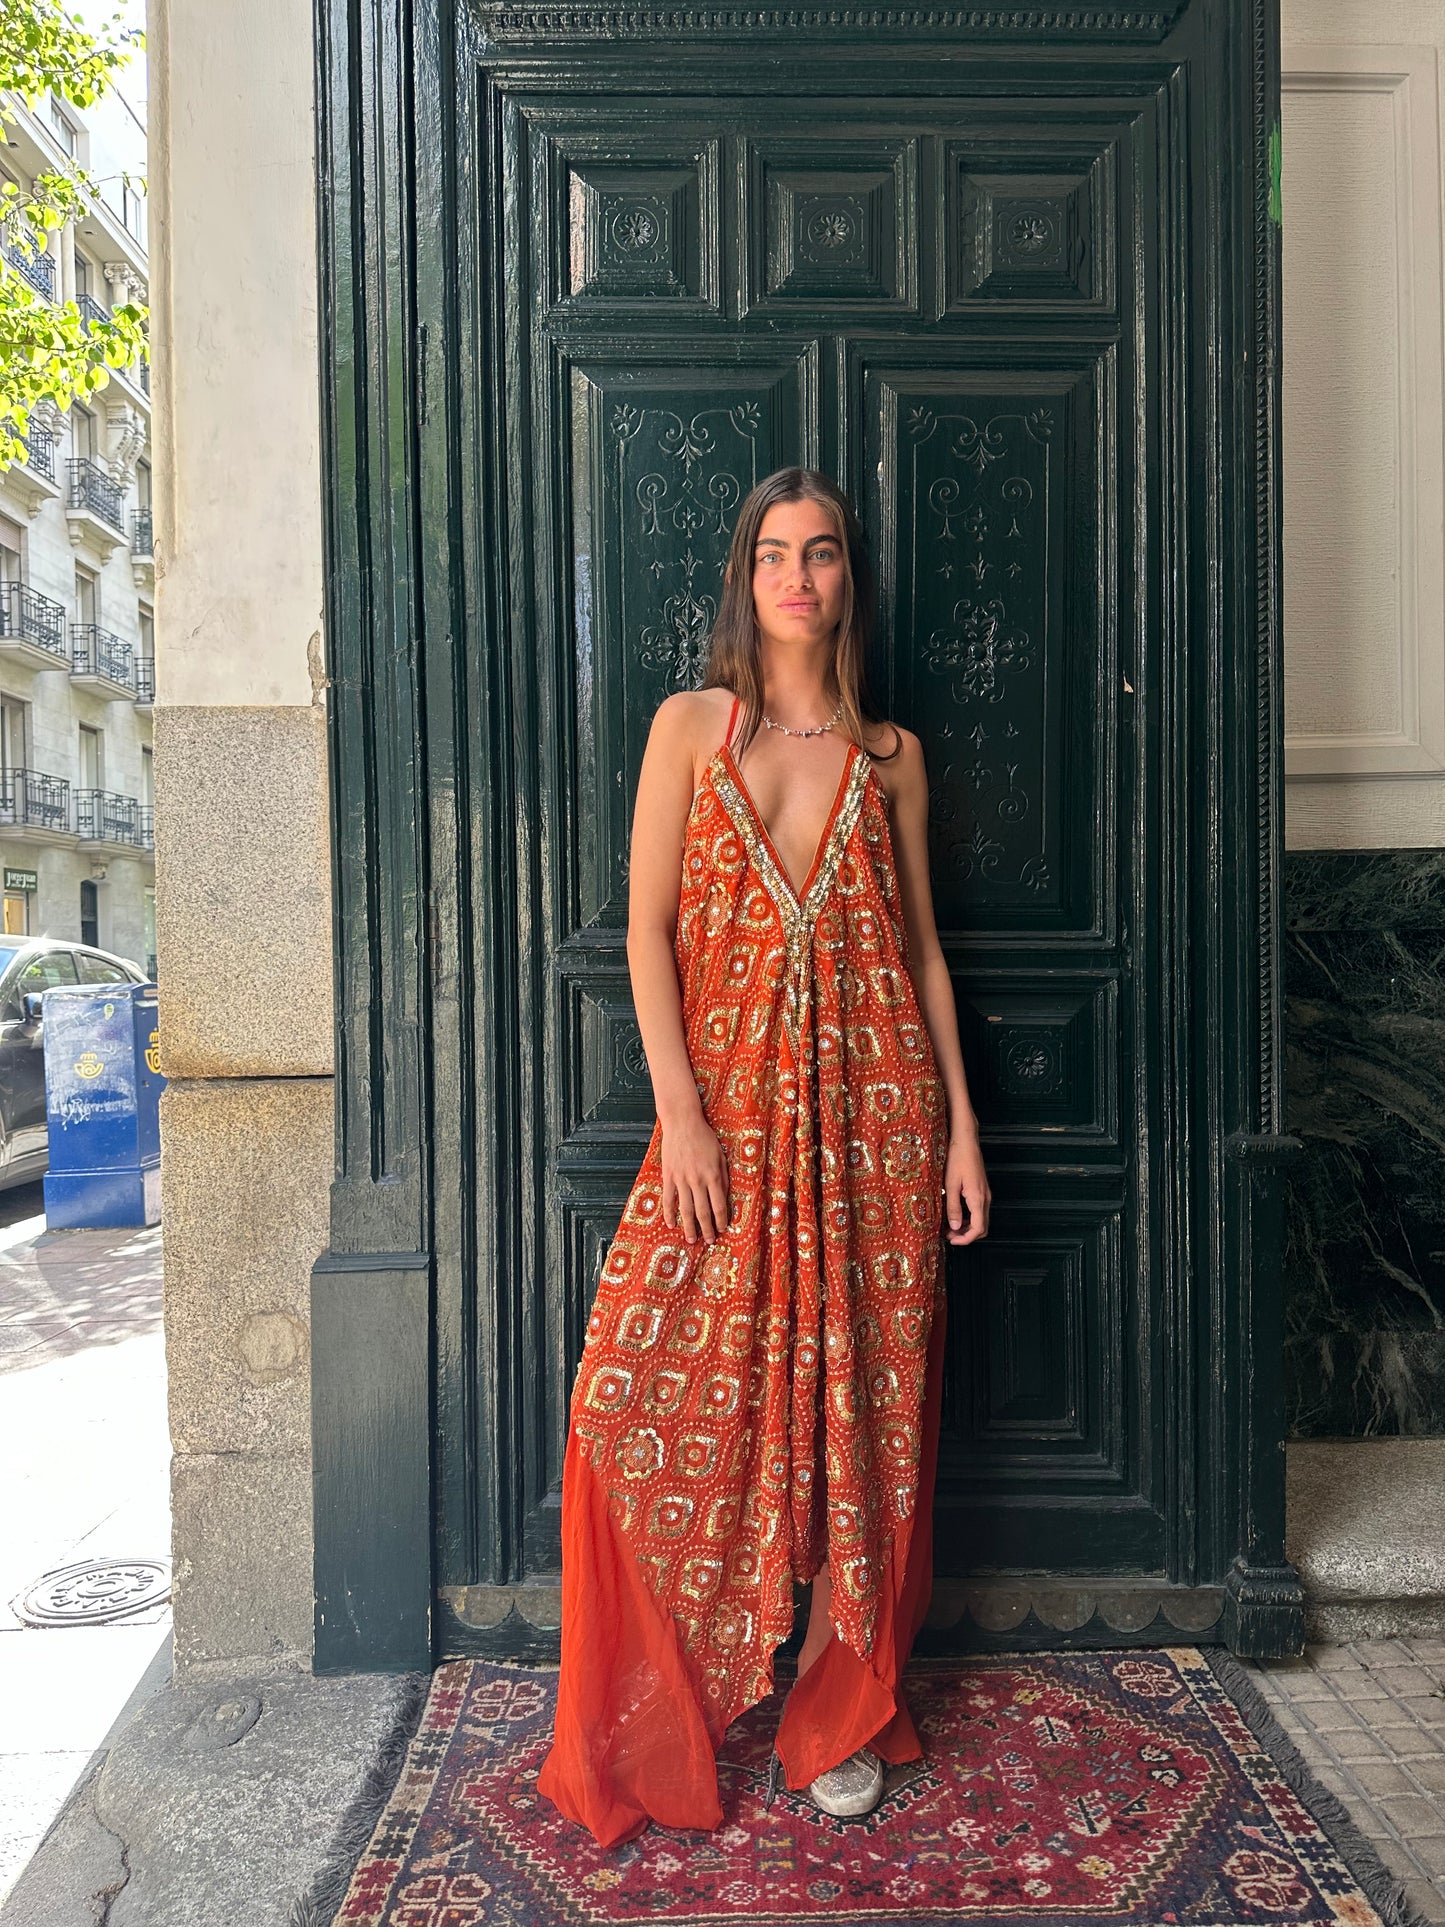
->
<box><xmin>151</xmin><ymin>0</ymin><xmax>1445</xmax><ymax>1680</ymax></box>
<box><xmin>0</xmin><ymin>81</ymin><xmax>154</xmax><ymax>976</ymax></box>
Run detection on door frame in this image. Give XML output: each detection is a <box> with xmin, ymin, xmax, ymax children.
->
<box><xmin>308</xmin><ymin>0</ymin><xmax>1304</xmax><ymax>1674</ymax></box>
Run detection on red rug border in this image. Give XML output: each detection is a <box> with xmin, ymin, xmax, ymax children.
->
<box><xmin>298</xmin><ymin>1645</ymin><xmax>1436</xmax><ymax>1927</ymax></box>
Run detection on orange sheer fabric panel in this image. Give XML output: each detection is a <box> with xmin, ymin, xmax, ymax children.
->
<box><xmin>537</xmin><ymin>1284</ymin><xmax>947</xmax><ymax>1842</ymax></box>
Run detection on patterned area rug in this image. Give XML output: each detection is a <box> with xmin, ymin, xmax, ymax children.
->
<box><xmin>293</xmin><ymin>1647</ymin><xmax>1431</xmax><ymax>1927</ymax></box>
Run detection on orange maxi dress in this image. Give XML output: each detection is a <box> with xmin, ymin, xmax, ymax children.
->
<box><xmin>537</xmin><ymin>693</ymin><xmax>950</xmax><ymax>1847</ymax></box>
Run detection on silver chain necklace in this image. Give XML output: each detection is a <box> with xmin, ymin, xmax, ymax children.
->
<box><xmin>760</xmin><ymin>697</ymin><xmax>844</xmax><ymax>738</ymax></box>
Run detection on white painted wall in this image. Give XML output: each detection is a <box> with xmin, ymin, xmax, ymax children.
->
<box><xmin>153</xmin><ymin>0</ymin><xmax>324</xmax><ymax>712</ymax></box>
<box><xmin>1282</xmin><ymin>3</ymin><xmax>1445</xmax><ymax>847</ymax></box>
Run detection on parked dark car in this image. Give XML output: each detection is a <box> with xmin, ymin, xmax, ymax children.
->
<box><xmin>0</xmin><ymin>938</ymin><xmax>149</xmax><ymax>1191</ymax></box>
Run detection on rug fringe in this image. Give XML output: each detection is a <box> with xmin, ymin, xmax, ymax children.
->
<box><xmin>1199</xmin><ymin>1645</ymin><xmax>1436</xmax><ymax>1927</ymax></box>
<box><xmin>286</xmin><ymin>1667</ymin><xmax>434</xmax><ymax>1927</ymax></box>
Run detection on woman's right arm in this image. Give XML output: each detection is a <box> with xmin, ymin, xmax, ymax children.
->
<box><xmin>625</xmin><ymin>693</ymin><xmax>729</xmax><ymax>1246</ymax></box>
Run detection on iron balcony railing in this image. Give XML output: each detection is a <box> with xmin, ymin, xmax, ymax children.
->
<box><xmin>134</xmin><ymin>655</ymin><xmax>155</xmax><ymax>704</ymax></box>
<box><xmin>2</xmin><ymin>229</ymin><xmax>55</xmax><ymax>300</ymax></box>
<box><xmin>76</xmin><ymin>788</ymin><xmax>141</xmax><ymax>846</ymax></box>
<box><xmin>76</xmin><ymin>292</ymin><xmax>108</xmax><ymax>330</ymax></box>
<box><xmin>131</xmin><ymin>508</ymin><xmax>152</xmax><ymax>557</ymax></box>
<box><xmin>71</xmin><ymin>622</ymin><xmax>134</xmax><ymax>687</ymax></box>
<box><xmin>22</xmin><ymin>423</ymin><xmax>54</xmax><ymax>482</ymax></box>
<box><xmin>0</xmin><ymin>580</ymin><xmax>67</xmax><ymax>660</ymax></box>
<box><xmin>138</xmin><ymin>804</ymin><xmax>154</xmax><ymax>850</ymax></box>
<box><xmin>67</xmin><ymin>457</ymin><xmax>125</xmax><ymax>534</ymax></box>
<box><xmin>0</xmin><ymin>766</ymin><xmax>71</xmax><ymax>835</ymax></box>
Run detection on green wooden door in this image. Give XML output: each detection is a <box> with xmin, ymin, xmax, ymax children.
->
<box><xmin>310</xmin><ymin>0</ymin><xmax>1305</xmax><ymax>1672</ymax></box>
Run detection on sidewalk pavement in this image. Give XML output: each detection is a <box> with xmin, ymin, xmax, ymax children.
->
<box><xmin>0</xmin><ymin>1199</ymin><xmax>413</xmax><ymax>1927</ymax></box>
<box><xmin>2</xmin><ymin>1200</ymin><xmax>1443</xmax><ymax>1926</ymax></box>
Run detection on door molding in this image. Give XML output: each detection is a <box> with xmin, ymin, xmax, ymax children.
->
<box><xmin>309</xmin><ymin>0</ymin><xmax>1304</xmax><ymax>1673</ymax></box>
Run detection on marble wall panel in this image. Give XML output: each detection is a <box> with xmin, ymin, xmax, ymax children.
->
<box><xmin>1283</xmin><ymin>851</ymin><xmax>1445</xmax><ymax>1436</ymax></box>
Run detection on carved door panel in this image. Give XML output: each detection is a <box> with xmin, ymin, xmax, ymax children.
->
<box><xmin>406</xmin><ymin>1</ymin><xmax>1293</xmax><ymax>1662</ymax></box>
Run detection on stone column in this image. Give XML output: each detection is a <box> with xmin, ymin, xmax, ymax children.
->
<box><xmin>151</xmin><ymin>0</ymin><xmax>332</xmax><ymax>1676</ymax></box>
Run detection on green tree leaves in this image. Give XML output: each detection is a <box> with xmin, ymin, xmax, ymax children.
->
<box><xmin>0</xmin><ymin>2</ymin><xmax>147</xmax><ymax>469</ymax></box>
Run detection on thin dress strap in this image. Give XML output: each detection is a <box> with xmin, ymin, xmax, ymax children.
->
<box><xmin>724</xmin><ymin>692</ymin><xmax>741</xmax><ymax>748</ymax></box>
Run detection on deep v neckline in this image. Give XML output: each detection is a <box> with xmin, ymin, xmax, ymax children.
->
<box><xmin>716</xmin><ymin>737</ymin><xmax>860</xmax><ymax>909</ymax></box>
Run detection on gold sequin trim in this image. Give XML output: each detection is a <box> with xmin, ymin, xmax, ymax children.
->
<box><xmin>710</xmin><ymin>749</ymin><xmax>872</xmax><ymax>1057</ymax></box>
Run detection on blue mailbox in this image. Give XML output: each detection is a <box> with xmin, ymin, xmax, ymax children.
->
<box><xmin>40</xmin><ymin>982</ymin><xmax>164</xmax><ymax>1228</ymax></box>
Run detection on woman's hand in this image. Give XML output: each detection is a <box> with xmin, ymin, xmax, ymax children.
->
<box><xmin>944</xmin><ymin>1130</ymin><xmax>991</xmax><ymax>1246</ymax></box>
<box><xmin>661</xmin><ymin>1111</ymin><xmax>730</xmax><ymax>1244</ymax></box>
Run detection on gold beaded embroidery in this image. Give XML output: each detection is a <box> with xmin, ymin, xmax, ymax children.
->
<box><xmin>710</xmin><ymin>746</ymin><xmax>872</xmax><ymax>1057</ymax></box>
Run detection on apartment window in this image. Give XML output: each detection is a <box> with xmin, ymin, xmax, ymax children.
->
<box><xmin>79</xmin><ymin>879</ymin><xmax>98</xmax><ymax>947</ymax></box>
<box><xmin>141</xmin><ymin>744</ymin><xmax>153</xmax><ymax>808</ymax></box>
<box><xmin>0</xmin><ymin>511</ymin><xmax>22</xmax><ymax>584</ymax></box>
<box><xmin>74</xmin><ymin>564</ymin><xmax>97</xmax><ymax>627</ymax></box>
<box><xmin>49</xmin><ymin>99</ymin><xmax>77</xmax><ymax>156</ymax></box>
<box><xmin>143</xmin><ymin>885</ymin><xmax>156</xmax><ymax>980</ymax></box>
<box><xmin>71</xmin><ymin>404</ymin><xmax>95</xmax><ymax>462</ymax></box>
<box><xmin>74</xmin><ymin>254</ymin><xmax>90</xmax><ymax>300</ymax></box>
<box><xmin>122</xmin><ymin>180</ymin><xmax>142</xmax><ymax>239</ymax></box>
<box><xmin>138</xmin><ymin>608</ymin><xmax>154</xmax><ymax>656</ymax></box>
<box><xmin>78</xmin><ymin>723</ymin><xmax>101</xmax><ymax>791</ymax></box>
<box><xmin>136</xmin><ymin>460</ymin><xmax>152</xmax><ymax>513</ymax></box>
<box><xmin>0</xmin><ymin>697</ymin><xmax>27</xmax><ymax>770</ymax></box>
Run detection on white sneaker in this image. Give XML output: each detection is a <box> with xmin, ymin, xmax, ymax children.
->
<box><xmin>807</xmin><ymin>1744</ymin><xmax>884</xmax><ymax>1817</ymax></box>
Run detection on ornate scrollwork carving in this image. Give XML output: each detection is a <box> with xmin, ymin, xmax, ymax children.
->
<box><xmin>611</xmin><ymin>401</ymin><xmax>761</xmax><ymax>687</ymax></box>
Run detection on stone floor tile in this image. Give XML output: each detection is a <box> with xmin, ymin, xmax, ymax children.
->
<box><xmin>1398</xmin><ymin>1696</ymin><xmax>1445</xmax><ymax>1728</ymax></box>
<box><xmin>1401</xmin><ymin>1880</ymin><xmax>1445</xmax><ymax>1927</ymax></box>
<box><xmin>1333</xmin><ymin>1675</ymin><xmax>1391</xmax><ymax>1701</ymax></box>
<box><xmin>1353</xmin><ymin>1810</ymin><xmax>1402</xmax><ymax>1844</ymax></box>
<box><xmin>1309</xmin><ymin>1645</ymin><xmax>1368</xmax><ymax>1672</ymax></box>
<box><xmin>1376</xmin><ymin>1837</ymin><xmax>1429</xmax><ymax>1882</ymax></box>
<box><xmin>1306</xmin><ymin>1764</ymin><xmax>1354</xmax><ymax>1798</ymax></box>
<box><xmin>1274</xmin><ymin>1673</ymin><xmax>1338</xmax><ymax>1703</ymax></box>
<box><xmin>1374</xmin><ymin>1669</ymin><xmax>1445</xmax><ymax>1698</ymax></box>
<box><xmin>1371</xmin><ymin>1649</ymin><xmax>1441</xmax><ymax>1680</ymax></box>
<box><xmin>1414</xmin><ymin>1839</ymin><xmax>1445</xmax><ymax>1879</ymax></box>
<box><xmin>1328</xmin><ymin>1728</ymin><xmax>1389</xmax><ymax>1762</ymax></box>
<box><xmin>1351</xmin><ymin>1760</ymin><xmax>1420</xmax><ymax>1798</ymax></box>
<box><xmin>1408</xmin><ymin>1755</ymin><xmax>1445</xmax><ymax>1793</ymax></box>
<box><xmin>1297</xmin><ymin>1698</ymin><xmax>1363</xmax><ymax>1732</ymax></box>
<box><xmin>1377</xmin><ymin>1794</ymin><xmax>1445</xmax><ymax>1837</ymax></box>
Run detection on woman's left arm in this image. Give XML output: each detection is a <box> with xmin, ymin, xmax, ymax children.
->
<box><xmin>886</xmin><ymin>727</ymin><xmax>991</xmax><ymax>1247</ymax></box>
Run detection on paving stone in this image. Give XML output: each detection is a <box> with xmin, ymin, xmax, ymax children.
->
<box><xmin>1372</xmin><ymin>1668</ymin><xmax>1445</xmax><ymax>1698</ymax></box>
<box><xmin>1354</xmin><ymin>1810</ymin><xmax>1401</xmax><ymax>1844</ymax></box>
<box><xmin>1406</xmin><ymin>1754</ymin><xmax>1445</xmax><ymax>1793</ymax></box>
<box><xmin>1333</xmin><ymin>1675</ymin><xmax>1390</xmax><ymax>1700</ymax></box>
<box><xmin>1377</xmin><ymin>1837</ymin><xmax>1429</xmax><ymax>1882</ymax></box>
<box><xmin>1350</xmin><ymin>1760</ymin><xmax>1419</xmax><ymax>1797</ymax></box>
<box><xmin>1401</xmin><ymin>1880</ymin><xmax>1445</xmax><ymax>1926</ymax></box>
<box><xmin>1328</xmin><ymin>1728</ymin><xmax>1389</xmax><ymax>1762</ymax></box>
<box><xmin>1377</xmin><ymin>1796</ymin><xmax>1445</xmax><ymax>1841</ymax></box>
<box><xmin>1414</xmin><ymin>1839</ymin><xmax>1445</xmax><ymax>1879</ymax></box>
<box><xmin>1309</xmin><ymin>1645</ymin><xmax>1369</xmax><ymax>1672</ymax></box>
<box><xmin>1307</xmin><ymin>1765</ymin><xmax>1354</xmax><ymax>1798</ymax></box>
<box><xmin>1274</xmin><ymin>1672</ymin><xmax>1337</xmax><ymax>1702</ymax></box>
<box><xmin>1296</xmin><ymin>1698</ymin><xmax>1361</xmax><ymax>1732</ymax></box>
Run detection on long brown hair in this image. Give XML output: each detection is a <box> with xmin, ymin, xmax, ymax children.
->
<box><xmin>701</xmin><ymin>467</ymin><xmax>901</xmax><ymax>763</ymax></box>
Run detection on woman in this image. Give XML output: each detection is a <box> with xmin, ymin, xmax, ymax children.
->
<box><xmin>536</xmin><ymin>467</ymin><xmax>990</xmax><ymax>1847</ymax></box>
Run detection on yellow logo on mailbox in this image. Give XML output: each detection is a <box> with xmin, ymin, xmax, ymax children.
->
<box><xmin>74</xmin><ymin>1051</ymin><xmax>104</xmax><ymax>1080</ymax></box>
<box><xmin>103</xmin><ymin>1001</ymin><xmax>115</xmax><ymax>1019</ymax></box>
<box><xmin>145</xmin><ymin>1029</ymin><xmax>160</xmax><ymax>1075</ymax></box>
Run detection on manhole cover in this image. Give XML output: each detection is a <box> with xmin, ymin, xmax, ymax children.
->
<box><xmin>13</xmin><ymin>1557</ymin><xmax>171</xmax><ymax>1626</ymax></box>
